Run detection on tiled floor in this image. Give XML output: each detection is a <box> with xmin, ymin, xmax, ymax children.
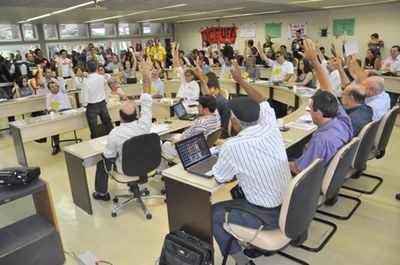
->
<box><xmin>0</xmin><ymin>116</ymin><xmax>399</xmax><ymax>265</ymax></box>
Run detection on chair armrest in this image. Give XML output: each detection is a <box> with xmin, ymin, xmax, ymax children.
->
<box><xmin>223</xmin><ymin>203</ymin><xmax>271</xmax><ymax>226</ymax></box>
<box><xmin>102</xmin><ymin>153</ymin><xmax>117</xmax><ymax>164</ymax></box>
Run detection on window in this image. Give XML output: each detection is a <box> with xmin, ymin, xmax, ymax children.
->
<box><xmin>60</xmin><ymin>24</ymin><xmax>89</xmax><ymax>39</ymax></box>
<box><xmin>90</xmin><ymin>23</ymin><xmax>117</xmax><ymax>38</ymax></box>
<box><xmin>43</xmin><ymin>24</ymin><xmax>58</xmax><ymax>40</ymax></box>
<box><xmin>118</xmin><ymin>23</ymin><xmax>141</xmax><ymax>36</ymax></box>
<box><xmin>0</xmin><ymin>24</ymin><xmax>21</xmax><ymax>41</ymax></box>
<box><xmin>164</xmin><ymin>23</ymin><xmax>173</xmax><ymax>35</ymax></box>
<box><xmin>142</xmin><ymin>23</ymin><xmax>163</xmax><ymax>35</ymax></box>
<box><xmin>21</xmin><ymin>24</ymin><xmax>38</xmax><ymax>40</ymax></box>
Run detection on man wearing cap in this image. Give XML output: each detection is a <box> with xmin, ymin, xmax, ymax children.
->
<box><xmin>211</xmin><ymin>61</ymin><xmax>292</xmax><ymax>265</ymax></box>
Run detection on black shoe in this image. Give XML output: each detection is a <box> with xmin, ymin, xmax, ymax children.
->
<box><xmin>92</xmin><ymin>192</ymin><xmax>111</xmax><ymax>201</ymax></box>
<box><xmin>52</xmin><ymin>145</ymin><xmax>61</xmax><ymax>155</ymax></box>
<box><xmin>243</xmin><ymin>248</ymin><xmax>264</xmax><ymax>258</ymax></box>
<box><xmin>396</xmin><ymin>193</ymin><xmax>400</xmax><ymax>201</ymax></box>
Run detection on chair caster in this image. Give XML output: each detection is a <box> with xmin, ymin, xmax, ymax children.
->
<box><xmin>111</xmin><ymin>212</ymin><xmax>117</xmax><ymax>217</ymax></box>
<box><xmin>161</xmin><ymin>188</ymin><xmax>166</xmax><ymax>194</ymax></box>
<box><xmin>144</xmin><ymin>189</ymin><xmax>150</xmax><ymax>195</ymax></box>
<box><xmin>146</xmin><ymin>214</ymin><xmax>152</xmax><ymax>220</ymax></box>
<box><xmin>113</xmin><ymin>197</ymin><xmax>118</xmax><ymax>203</ymax></box>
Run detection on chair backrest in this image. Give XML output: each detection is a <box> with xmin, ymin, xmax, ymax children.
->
<box><xmin>68</xmin><ymin>95</ymin><xmax>77</xmax><ymax>109</ymax></box>
<box><xmin>322</xmin><ymin>137</ymin><xmax>360</xmax><ymax>199</ymax></box>
<box><xmin>121</xmin><ymin>133</ymin><xmax>161</xmax><ymax>176</ymax></box>
<box><xmin>206</xmin><ymin>128</ymin><xmax>222</xmax><ymax>148</ymax></box>
<box><xmin>65</xmin><ymin>78</ymin><xmax>73</xmax><ymax>91</ymax></box>
<box><xmin>351</xmin><ymin>120</ymin><xmax>379</xmax><ymax>171</ymax></box>
<box><xmin>219</xmin><ymin>88</ymin><xmax>229</xmax><ymax>100</ymax></box>
<box><xmin>279</xmin><ymin>158</ymin><xmax>324</xmax><ymax>239</ymax></box>
<box><xmin>371</xmin><ymin>106</ymin><xmax>399</xmax><ymax>156</ymax></box>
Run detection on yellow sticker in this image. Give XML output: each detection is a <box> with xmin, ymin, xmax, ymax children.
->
<box><xmin>242</xmin><ymin>72</ymin><xmax>249</xmax><ymax>79</ymax></box>
<box><xmin>51</xmin><ymin>101</ymin><xmax>59</xmax><ymax>110</ymax></box>
<box><xmin>150</xmin><ymin>86</ymin><xmax>155</xmax><ymax>94</ymax></box>
<box><xmin>113</xmin><ymin>68</ymin><xmax>120</xmax><ymax>73</ymax></box>
<box><xmin>223</xmin><ymin>72</ymin><xmax>229</xmax><ymax>79</ymax></box>
<box><xmin>129</xmin><ymin>76</ymin><xmax>136</xmax><ymax>78</ymax></box>
<box><xmin>273</xmin><ymin>68</ymin><xmax>281</xmax><ymax>75</ymax></box>
<box><xmin>109</xmin><ymin>97</ymin><xmax>117</xmax><ymax>103</ymax></box>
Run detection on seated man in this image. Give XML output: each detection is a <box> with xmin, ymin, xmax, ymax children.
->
<box><xmin>160</xmin><ymin>95</ymin><xmax>221</xmax><ymax>167</ymax></box>
<box><xmin>105</xmin><ymin>54</ymin><xmax>124</xmax><ymax>73</ymax></box>
<box><xmin>243</xmin><ymin>56</ymin><xmax>260</xmax><ymax>80</ymax></box>
<box><xmin>150</xmin><ymin>69</ymin><xmax>165</xmax><ymax>99</ymax></box>
<box><xmin>92</xmin><ymin>58</ymin><xmax>153</xmax><ymax>201</ymax></box>
<box><xmin>341</xmin><ymin>84</ymin><xmax>373</xmax><ymax>136</ymax></box>
<box><xmin>363</xmin><ymin>76</ymin><xmax>390</xmax><ymax>120</ymax></box>
<box><xmin>46</xmin><ymin>81</ymin><xmax>72</xmax><ymax>155</ymax></box>
<box><xmin>289</xmin><ymin>39</ymin><xmax>353</xmax><ymax>175</ymax></box>
<box><xmin>218</xmin><ymin>55</ymin><xmax>234</xmax><ymax>80</ymax></box>
<box><xmin>212</xmin><ymin>61</ymin><xmax>292</xmax><ymax>265</ymax></box>
<box><xmin>380</xmin><ymin>45</ymin><xmax>400</xmax><ymax>107</ymax></box>
<box><xmin>257</xmin><ymin>42</ymin><xmax>293</xmax><ymax>83</ymax></box>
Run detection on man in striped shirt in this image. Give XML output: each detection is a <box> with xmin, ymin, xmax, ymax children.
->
<box><xmin>211</xmin><ymin>61</ymin><xmax>292</xmax><ymax>265</ymax></box>
<box><xmin>160</xmin><ymin>95</ymin><xmax>221</xmax><ymax>166</ymax></box>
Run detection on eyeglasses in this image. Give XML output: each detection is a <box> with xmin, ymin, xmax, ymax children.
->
<box><xmin>185</xmin><ymin>74</ymin><xmax>192</xmax><ymax>77</ymax></box>
<box><xmin>341</xmin><ymin>93</ymin><xmax>351</xmax><ymax>97</ymax></box>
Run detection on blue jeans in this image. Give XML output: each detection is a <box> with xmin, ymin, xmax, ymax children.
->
<box><xmin>212</xmin><ymin>199</ymin><xmax>280</xmax><ymax>255</ymax></box>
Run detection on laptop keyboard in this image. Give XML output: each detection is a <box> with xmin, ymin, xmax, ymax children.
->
<box><xmin>189</xmin><ymin>156</ymin><xmax>218</xmax><ymax>174</ymax></box>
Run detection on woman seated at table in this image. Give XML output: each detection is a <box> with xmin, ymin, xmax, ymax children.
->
<box><xmin>13</xmin><ymin>76</ymin><xmax>35</xmax><ymax>98</ymax></box>
<box><xmin>171</xmin><ymin>41</ymin><xmax>199</xmax><ymax>100</ymax></box>
<box><xmin>153</xmin><ymin>60</ymin><xmax>165</xmax><ymax>80</ymax></box>
<box><xmin>285</xmin><ymin>58</ymin><xmax>316</xmax><ymax>88</ymax></box>
<box><xmin>106</xmin><ymin>77</ymin><xmax>127</xmax><ymax>102</ymax></box>
<box><xmin>362</xmin><ymin>48</ymin><xmax>381</xmax><ymax>71</ymax></box>
<box><xmin>119</xmin><ymin>59</ymin><xmax>137</xmax><ymax>84</ymax></box>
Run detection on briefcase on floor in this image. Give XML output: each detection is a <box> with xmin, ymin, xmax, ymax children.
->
<box><xmin>159</xmin><ymin>230</ymin><xmax>213</xmax><ymax>265</ymax></box>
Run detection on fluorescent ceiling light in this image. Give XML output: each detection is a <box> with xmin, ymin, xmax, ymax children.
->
<box><xmin>290</xmin><ymin>0</ymin><xmax>323</xmax><ymax>4</ymax></box>
<box><xmin>322</xmin><ymin>0</ymin><xmax>397</xmax><ymax>9</ymax></box>
<box><xmin>138</xmin><ymin>7</ymin><xmax>244</xmax><ymax>23</ymax></box>
<box><xmin>177</xmin><ymin>17</ymin><xmax>219</xmax><ymax>23</ymax></box>
<box><xmin>221</xmin><ymin>11</ymin><xmax>280</xmax><ymax>18</ymax></box>
<box><xmin>85</xmin><ymin>3</ymin><xmax>187</xmax><ymax>23</ymax></box>
<box><xmin>18</xmin><ymin>1</ymin><xmax>100</xmax><ymax>23</ymax></box>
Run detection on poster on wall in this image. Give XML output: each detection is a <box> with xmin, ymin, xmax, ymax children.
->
<box><xmin>265</xmin><ymin>23</ymin><xmax>281</xmax><ymax>38</ymax></box>
<box><xmin>289</xmin><ymin>23</ymin><xmax>307</xmax><ymax>38</ymax></box>
<box><xmin>332</xmin><ymin>18</ymin><xmax>355</xmax><ymax>36</ymax></box>
<box><xmin>200</xmin><ymin>25</ymin><xmax>237</xmax><ymax>45</ymax></box>
<box><xmin>240</xmin><ymin>23</ymin><xmax>256</xmax><ymax>38</ymax></box>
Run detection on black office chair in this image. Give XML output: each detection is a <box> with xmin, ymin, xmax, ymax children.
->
<box><xmin>221</xmin><ymin>158</ymin><xmax>324</xmax><ymax>265</ymax></box>
<box><xmin>105</xmin><ymin>133</ymin><xmax>165</xmax><ymax>219</ymax></box>
<box><xmin>342</xmin><ymin>120</ymin><xmax>380</xmax><ymax>194</ymax></box>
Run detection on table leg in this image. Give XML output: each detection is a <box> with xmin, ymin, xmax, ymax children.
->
<box><xmin>64</xmin><ymin>152</ymin><xmax>93</xmax><ymax>215</ymax></box>
<box><xmin>10</xmin><ymin>126</ymin><xmax>28</xmax><ymax>167</ymax></box>
<box><xmin>164</xmin><ymin>177</ymin><xmax>213</xmax><ymax>246</ymax></box>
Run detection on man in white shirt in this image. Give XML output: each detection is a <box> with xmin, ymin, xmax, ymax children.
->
<box><xmin>93</xmin><ymin>58</ymin><xmax>154</xmax><ymax>201</ymax></box>
<box><xmin>86</xmin><ymin>46</ymin><xmax>106</xmax><ymax>66</ymax></box>
<box><xmin>363</xmin><ymin>76</ymin><xmax>390</xmax><ymax>120</ymax></box>
<box><xmin>321</xmin><ymin>59</ymin><xmax>342</xmax><ymax>97</ymax></box>
<box><xmin>218</xmin><ymin>55</ymin><xmax>234</xmax><ymax>80</ymax></box>
<box><xmin>81</xmin><ymin>60</ymin><xmax>114</xmax><ymax>139</ymax></box>
<box><xmin>212</xmin><ymin>61</ymin><xmax>292</xmax><ymax>265</ymax></box>
<box><xmin>150</xmin><ymin>69</ymin><xmax>164</xmax><ymax>99</ymax></box>
<box><xmin>380</xmin><ymin>45</ymin><xmax>400</xmax><ymax>106</ymax></box>
<box><xmin>59</xmin><ymin>50</ymin><xmax>71</xmax><ymax>78</ymax></box>
<box><xmin>46</xmin><ymin>81</ymin><xmax>72</xmax><ymax>155</ymax></box>
<box><xmin>257</xmin><ymin>43</ymin><xmax>293</xmax><ymax>83</ymax></box>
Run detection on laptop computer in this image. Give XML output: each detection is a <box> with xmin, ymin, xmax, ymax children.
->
<box><xmin>172</xmin><ymin>101</ymin><xmax>198</xmax><ymax>121</ymax></box>
<box><xmin>175</xmin><ymin>133</ymin><xmax>218</xmax><ymax>178</ymax></box>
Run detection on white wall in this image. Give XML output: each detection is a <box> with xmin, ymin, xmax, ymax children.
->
<box><xmin>174</xmin><ymin>2</ymin><xmax>400</xmax><ymax>59</ymax></box>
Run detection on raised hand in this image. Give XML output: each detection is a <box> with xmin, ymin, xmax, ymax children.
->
<box><xmin>229</xmin><ymin>60</ymin><xmax>242</xmax><ymax>82</ymax></box>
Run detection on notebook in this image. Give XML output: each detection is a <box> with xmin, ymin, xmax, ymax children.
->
<box><xmin>172</xmin><ymin>101</ymin><xmax>198</xmax><ymax>121</ymax></box>
<box><xmin>175</xmin><ymin>133</ymin><xmax>218</xmax><ymax>178</ymax></box>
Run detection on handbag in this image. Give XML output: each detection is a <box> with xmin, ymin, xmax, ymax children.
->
<box><xmin>230</xmin><ymin>184</ymin><xmax>246</xmax><ymax>200</ymax></box>
<box><xmin>159</xmin><ymin>230</ymin><xmax>213</xmax><ymax>265</ymax></box>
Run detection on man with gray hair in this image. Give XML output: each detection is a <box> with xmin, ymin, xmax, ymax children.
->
<box><xmin>211</xmin><ymin>61</ymin><xmax>291</xmax><ymax>265</ymax></box>
<box><xmin>363</xmin><ymin>76</ymin><xmax>390</xmax><ymax>120</ymax></box>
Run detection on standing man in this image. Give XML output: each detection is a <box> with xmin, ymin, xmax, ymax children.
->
<box><xmin>291</xmin><ymin>29</ymin><xmax>304</xmax><ymax>60</ymax></box>
<box><xmin>263</xmin><ymin>35</ymin><xmax>278</xmax><ymax>54</ymax></box>
<box><xmin>59</xmin><ymin>49</ymin><xmax>72</xmax><ymax>78</ymax></box>
<box><xmin>81</xmin><ymin>60</ymin><xmax>113</xmax><ymax>139</ymax></box>
<box><xmin>212</xmin><ymin>61</ymin><xmax>292</xmax><ymax>265</ymax></box>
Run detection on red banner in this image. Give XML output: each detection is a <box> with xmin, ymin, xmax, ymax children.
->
<box><xmin>201</xmin><ymin>26</ymin><xmax>237</xmax><ymax>45</ymax></box>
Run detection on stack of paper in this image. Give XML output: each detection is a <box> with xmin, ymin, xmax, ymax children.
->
<box><xmin>285</xmin><ymin>122</ymin><xmax>317</xmax><ymax>131</ymax></box>
<box><xmin>151</xmin><ymin>124</ymin><xmax>171</xmax><ymax>133</ymax></box>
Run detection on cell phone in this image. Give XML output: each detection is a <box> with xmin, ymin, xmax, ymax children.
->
<box><xmin>279</xmin><ymin>126</ymin><xmax>290</xmax><ymax>132</ymax></box>
<box><xmin>164</xmin><ymin>120</ymin><xmax>173</xmax><ymax>124</ymax></box>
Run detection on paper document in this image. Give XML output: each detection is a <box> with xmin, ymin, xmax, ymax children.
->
<box><xmin>285</xmin><ymin>122</ymin><xmax>317</xmax><ymax>131</ymax></box>
<box><xmin>345</xmin><ymin>41</ymin><xmax>359</xmax><ymax>56</ymax></box>
<box><xmin>298</xmin><ymin>113</ymin><xmax>313</xmax><ymax>123</ymax></box>
<box><xmin>151</xmin><ymin>124</ymin><xmax>171</xmax><ymax>134</ymax></box>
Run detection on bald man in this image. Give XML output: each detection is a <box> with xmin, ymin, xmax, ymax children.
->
<box><xmin>363</xmin><ymin>76</ymin><xmax>390</xmax><ymax>120</ymax></box>
<box><xmin>341</xmin><ymin>84</ymin><xmax>373</xmax><ymax>135</ymax></box>
<box><xmin>93</xmin><ymin>58</ymin><xmax>153</xmax><ymax>201</ymax></box>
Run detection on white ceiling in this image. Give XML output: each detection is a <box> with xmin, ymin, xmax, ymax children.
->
<box><xmin>0</xmin><ymin>0</ymin><xmax>397</xmax><ymax>24</ymax></box>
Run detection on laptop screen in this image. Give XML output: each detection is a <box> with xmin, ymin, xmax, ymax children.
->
<box><xmin>173</xmin><ymin>102</ymin><xmax>187</xmax><ymax>118</ymax></box>
<box><xmin>175</xmin><ymin>133</ymin><xmax>211</xmax><ymax>169</ymax></box>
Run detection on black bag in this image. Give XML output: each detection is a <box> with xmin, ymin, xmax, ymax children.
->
<box><xmin>230</xmin><ymin>184</ymin><xmax>246</xmax><ymax>200</ymax></box>
<box><xmin>126</xmin><ymin>77</ymin><xmax>137</xmax><ymax>84</ymax></box>
<box><xmin>159</xmin><ymin>230</ymin><xmax>213</xmax><ymax>265</ymax></box>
